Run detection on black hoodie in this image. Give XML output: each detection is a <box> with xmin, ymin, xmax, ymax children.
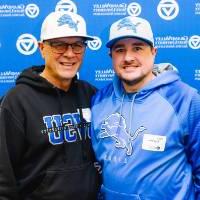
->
<box><xmin>0</xmin><ymin>66</ymin><xmax>100</xmax><ymax>200</ymax></box>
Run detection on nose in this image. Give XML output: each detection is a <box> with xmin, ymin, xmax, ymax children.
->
<box><xmin>62</xmin><ymin>45</ymin><xmax>75</xmax><ymax>57</ymax></box>
<box><xmin>124</xmin><ymin>51</ymin><xmax>136</xmax><ymax>63</ymax></box>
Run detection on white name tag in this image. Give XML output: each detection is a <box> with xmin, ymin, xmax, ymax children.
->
<box><xmin>142</xmin><ymin>134</ymin><xmax>166</xmax><ymax>151</ymax></box>
<box><xmin>82</xmin><ymin>108</ymin><xmax>91</xmax><ymax>122</ymax></box>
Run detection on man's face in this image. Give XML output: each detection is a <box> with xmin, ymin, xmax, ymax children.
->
<box><xmin>111</xmin><ymin>38</ymin><xmax>157</xmax><ymax>92</ymax></box>
<box><xmin>38</xmin><ymin>37</ymin><xmax>86</xmax><ymax>84</ymax></box>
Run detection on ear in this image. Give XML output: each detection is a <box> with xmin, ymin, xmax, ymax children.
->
<box><xmin>38</xmin><ymin>42</ymin><xmax>45</xmax><ymax>58</ymax></box>
<box><xmin>152</xmin><ymin>47</ymin><xmax>157</xmax><ymax>56</ymax></box>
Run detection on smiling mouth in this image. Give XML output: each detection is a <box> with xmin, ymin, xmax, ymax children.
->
<box><xmin>122</xmin><ymin>65</ymin><xmax>139</xmax><ymax>70</ymax></box>
<box><xmin>60</xmin><ymin>62</ymin><xmax>76</xmax><ymax>66</ymax></box>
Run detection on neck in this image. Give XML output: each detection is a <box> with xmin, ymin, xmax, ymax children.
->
<box><xmin>40</xmin><ymin>72</ymin><xmax>72</xmax><ymax>92</ymax></box>
<box><xmin>123</xmin><ymin>72</ymin><xmax>155</xmax><ymax>93</ymax></box>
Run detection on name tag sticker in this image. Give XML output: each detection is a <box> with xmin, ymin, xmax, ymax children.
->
<box><xmin>142</xmin><ymin>134</ymin><xmax>166</xmax><ymax>152</ymax></box>
<box><xmin>82</xmin><ymin>108</ymin><xmax>91</xmax><ymax>122</ymax></box>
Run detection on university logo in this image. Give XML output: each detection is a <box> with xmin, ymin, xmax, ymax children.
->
<box><xmin>16</xmin><ymin>34</ymin><xmax>38</xmax><ymax>55</ymax></box>
<box><xmin>127</xmin><ymin>2</ymin><xmax>142</xmax><ymax>17</ymax></box>
<box><xmin>57</xmin><ymin>14</ymin><xmax>79</xmax><ymax>31</ymax></box>
<box><xmin>87</xmin><ymin>36</ymin><xmax>102</xmax><ymax>50</ymax></box>
<box><xmin>188</xmin><ymin>35</ymin><xmax>200</xmax><ymax>49</ymax></box>
<box><xmin>157</xmin><ymin>0</ymin><xmax>179</xmax><ymax>20</ymax></box>
<box><xmin>42</xmin><ymin>110</ymin><xmax>91</xmax><ymax>145</ymax></box>
<box><xmin>25</xmin><ymin>4</ymin><xmax>39</xmax><ymax>18</ymax></box>
<box><xmin>99</xmin><ymin>113</ymin><xmax>146</xmax><ymax>155</ymax></box>
<box><xmin>55</xmin><ymin>0</ymin><xmax>77</xmax><ymax>13</ymax></box>
<box><xmin>117</xmin><ymin>18</ymin><xmax>141</xmax><ymax>33</ymax></box>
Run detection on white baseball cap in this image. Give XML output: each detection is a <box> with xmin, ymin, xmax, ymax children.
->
<box><xmin>40</xmin><ymin>11</ymin><xmax>94</xmax><ymax>41</ymax></box>
<box><xmin>106</xmin><ymin>16</ymin><xmax>154</xmax><ymax>48</ymax></box>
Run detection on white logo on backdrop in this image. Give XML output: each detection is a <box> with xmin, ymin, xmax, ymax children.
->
<box><xmin>188</xmin><ymin>35</ymin><xmax>200</xmax><ymax>49</ymax></box>
<box><xmin>127</xmin><ymin>2</ymin><xmax>141</xmax><ymax>16</ymax></box>
<box><xmin>195</xmin><ymin>3</ymin><xmax>200</xmax><ymax>15</ymax></box>
<box><xmin>157</xmin><ymin>0</ymin><xmax>179</xmax><ymax>20</ymax></box>
<box><xmin>16</xmin><ymin>34</ymin><xmax>38</xmax><ymax>55</ymax></box>
<box><xmin>93</xmin><ymin>3</ymin><xmax>127</xmax><ymax>16</ymax></box>
<box><xmin>25</xmin><ymin>4</ymin><xmax>39</xmax><ymax>18</ymax></box>
<box><xmin>95</xmin><ymin>68</ymin><xmax>115</xmax><ymax>82</ymax></box>
<box><xmin>55</xmin><ymin>0</ymin><xmax>77</xmax><ymax>13</ymax></box>
<box><xmin>87</xmin><ymin>36</ymin><xmax>102</xmax><ymax>50</ymax></box>
<box><xmin>0</xmin><ymin>71</ymin><xmax>20</xmax><ymax>83</ymax></box>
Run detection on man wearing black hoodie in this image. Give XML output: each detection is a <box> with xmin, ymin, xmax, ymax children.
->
<box><xmin>0</xmin><ymin>11</ymin><xmax>100</xmax><ymax>200</ymax></box>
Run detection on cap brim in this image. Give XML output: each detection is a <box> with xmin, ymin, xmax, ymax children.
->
<box><xmin>84</xmin><ymin>36</ymin><xmax>95</xmax><ymax>41</ymax></box>
<box><xmin>106</xmin><ymin>35</ymin><xmax>153</xmax><ymax>48</ymax></box>
<box><xmin>40</xmin><ymin>35</ymin><xmax>95</xmax><ymax>42</ymax></box>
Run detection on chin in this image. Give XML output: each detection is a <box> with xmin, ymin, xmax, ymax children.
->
<box><xmin>122</xmin><ymin>75</ymin><xmax>139</xmax><ymax>81</ymax></box>
<box><xmin>60</xmin><ymin>73</ymin><xmax>75</xmax><ymax>80</ymax></box>
<box><xmin>122</xmin><ymin>75</ymin><xmax>143</xmax><ymax>85</ymax></box>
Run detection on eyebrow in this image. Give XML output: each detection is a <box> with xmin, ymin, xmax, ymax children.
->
<box><xmin>113</xmin><ymin>42</ymin><xmax>146</xmax><ymax>49</ymax></box>
<box><xmin>45</xmin><ymin>39</ymin><xmax>85</xmax><ymax>43</ymax></box>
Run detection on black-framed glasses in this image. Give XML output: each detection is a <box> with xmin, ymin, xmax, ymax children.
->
<box><xmin>44</xmin><ymin>41</ymin><xmax>87</xmax><ymax>54</ymax></box>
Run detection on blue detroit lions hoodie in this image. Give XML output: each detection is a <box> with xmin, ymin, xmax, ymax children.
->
<box><xmin>91</xmin><ymin>63</ymin><xmax>200</xmax><ymax>200</ymax></box>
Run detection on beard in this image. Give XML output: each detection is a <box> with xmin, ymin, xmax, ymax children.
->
<box><xmin>117</xmin><ymin>71</ymin><xmax>155</xmax><ymax>92</ymax></box>
<box><xmin>121</xmin><ymin>76</ymin><xmax>145</xmax><ymax>86</ymax></box>
<box><xmin>118</xmin><ymin>71</ymin><xmax>147</xmax><ymax>87</ymax></box>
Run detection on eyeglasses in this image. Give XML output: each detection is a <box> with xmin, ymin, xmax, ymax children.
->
<box><xmin>44</xmin><ymin>41</ymin><xmax>87</xmax><ymax>54</ymax></box>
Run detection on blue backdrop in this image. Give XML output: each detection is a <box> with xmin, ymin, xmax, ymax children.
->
<box><xmin>0</xmin><ymin>0</ymin><xmax>200</xmax><ymax>97</ymax></box>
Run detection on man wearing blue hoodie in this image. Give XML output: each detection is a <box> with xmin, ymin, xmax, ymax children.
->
<box><xmin>91</xmin><ymin>16</ymin><xmax>200</xmax><ymax>199</ymax></box>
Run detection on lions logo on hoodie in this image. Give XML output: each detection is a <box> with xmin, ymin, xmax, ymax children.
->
<box><xmin>99</xmin><ymin>113</ymin><xmax>146</xmax><ymax>155</ymax></box>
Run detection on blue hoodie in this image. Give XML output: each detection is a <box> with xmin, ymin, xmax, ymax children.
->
<box><xmin>91</xmin><ymin>63</ymin><xmax>200</xmax><ymax>200</ymax></box>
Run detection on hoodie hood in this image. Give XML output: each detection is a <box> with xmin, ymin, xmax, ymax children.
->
<box><xmin>16</xmin><ymin>65</ymin><xmax>78</xmax><ymax>93</ymax></box>
<box><xmin>16</xmin><ymin>65</ymin><xmax>50</xmax><ymax>90</ymax></box>
<box><xmin>113</xmin><ymin>63</ymin><xmax>180</xmax><ymax>101</ymax></box>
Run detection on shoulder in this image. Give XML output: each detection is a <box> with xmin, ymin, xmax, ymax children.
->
<box><xmin>157</xmin><ymin>80</ymin><xmax>200</xmax><ymax>115</ymax></box>
<box><xmin>73</xmin><ymin>80</ymin><xmax>98</xmax><ymax>102</ymax></box>
<box><xmin>160</xmin><ymin>80</ymin><xmax>198</xmax><ymax>101</ymax></box>
<box><xmin>92</xmin><ymin>82</ymin><xmax>114</xmax><ymax>105</ymax></box>
<box><xmin>0</xmin><ymin>85</ymin><xmax>26</xmax><ymax>108</ymax></box>
<box><xmin>76</xmin><ymin>79</ymin><xmax>97</xmax><ymax>91</ymax></box>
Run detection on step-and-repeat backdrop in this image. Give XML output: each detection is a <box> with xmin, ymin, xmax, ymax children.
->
<box><xmin>0</xmin><ymin>0</ymin><xmax>200</xmax><ymax>97</ymax></box>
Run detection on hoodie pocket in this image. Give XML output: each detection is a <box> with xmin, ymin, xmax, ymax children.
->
<box><xmin>100</xmin><ymin>184</ymin><xmax>142</xmax><ymax>200</ymax></box>
<box><xmin>27</xmin><ymin>162</ymin><xmax>100</xmax><ymax>200</ymax></box>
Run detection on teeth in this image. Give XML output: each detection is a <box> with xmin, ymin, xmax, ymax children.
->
<box><xmin>123</xmin><ymin>66</ymin><xmax>137</xmax><ymax>69</ymax></box>
<box><xmin>61</xmin><ymin>62</ymin><xmax>73</xmax><ymax>66</ymax></box>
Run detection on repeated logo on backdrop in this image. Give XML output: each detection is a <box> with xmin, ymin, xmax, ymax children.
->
<box><xmin>88</xmin><ymin>36</ymin><xmax>102</xmax><ymax>50</ymax></box>
<box><xmin>195</xmin><ymin>2</ymin><xmax>200</xmax><ymax>15</ymax></box>
<box><xmin>155</xmin><ymin>35</ymin><xmax>200</xmax><ymax>49</ymax></box>
<box><xmin>55</xmin><ymin>0</ymin><xmax>77</xmax><ymax>13</ymax></box>
<box><xmin>25</xmin><ymin>4</ymin><xmax>40</xmax><ymax>18</ymax></box>
<box><xmin>188</xmin><ymin>35</ymin><xmax>200</xmax><ymax>49</ymax></box>
<box><xmin>0</xmin><ymin>0</ymin><xmax>199</xmax><ymax>97</ymax></box>
<box><xmin>127</xmin><ymin>2</ymin><xmax>141</xmax><ymax>16</ymax></box>
<box><xmin>92</xmin><ymin>2</ymin><xmax>143</xmax><ymax>16</ymax></box>
<box><xmin>157</xmin><ymin>0</ymin><xmax>179</xmax><ymax>20</ymax></box>
<box><xmin>16</xmin><ymin>33</ymin><xmax>38</xmax><ymax>55</ymax></box>
<box><xmin>0</xmin><ymin>3</ymin><xmax>39</xmax><ymax>18</ymax></box>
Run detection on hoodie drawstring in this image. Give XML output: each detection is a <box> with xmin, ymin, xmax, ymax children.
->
<box><xmin>119</xmin><ymin>94</ymin><xmax>125</xmax><ymax>118</ymax></box>
<box><xmin>129</xmin><ymin>94</ymin><xmax>136</xmax><ymax>135</ymax></box>
<box><xmin>119</xmin><ymin>93</ymin><xmax>136</xmax><ymax>136</ymax></box>
<box><xmin>55</xmin><ymin>89</ymin><xmax>67</xmax><ymax>164</ymax></box>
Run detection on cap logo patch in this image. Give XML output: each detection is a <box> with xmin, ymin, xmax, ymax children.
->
<box><xmin>117</xmin><ymin>18</ymin><xmax>141</xmax><ymax>33</ymax></box>
<box><xmin>57</xmin><ymin>14</ymin><xmax>79</xmax><ymax>32</ymax></box>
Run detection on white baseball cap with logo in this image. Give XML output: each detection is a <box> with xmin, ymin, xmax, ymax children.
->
<box><xmin>106</xmin><ymin>16</ymin><xmax>154</xmax><ymax>48</ymax></box>
<box><xmin>40</xmin><ymin>11</ymin><xmax>94</xmax><ymax>41</ymax></box>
